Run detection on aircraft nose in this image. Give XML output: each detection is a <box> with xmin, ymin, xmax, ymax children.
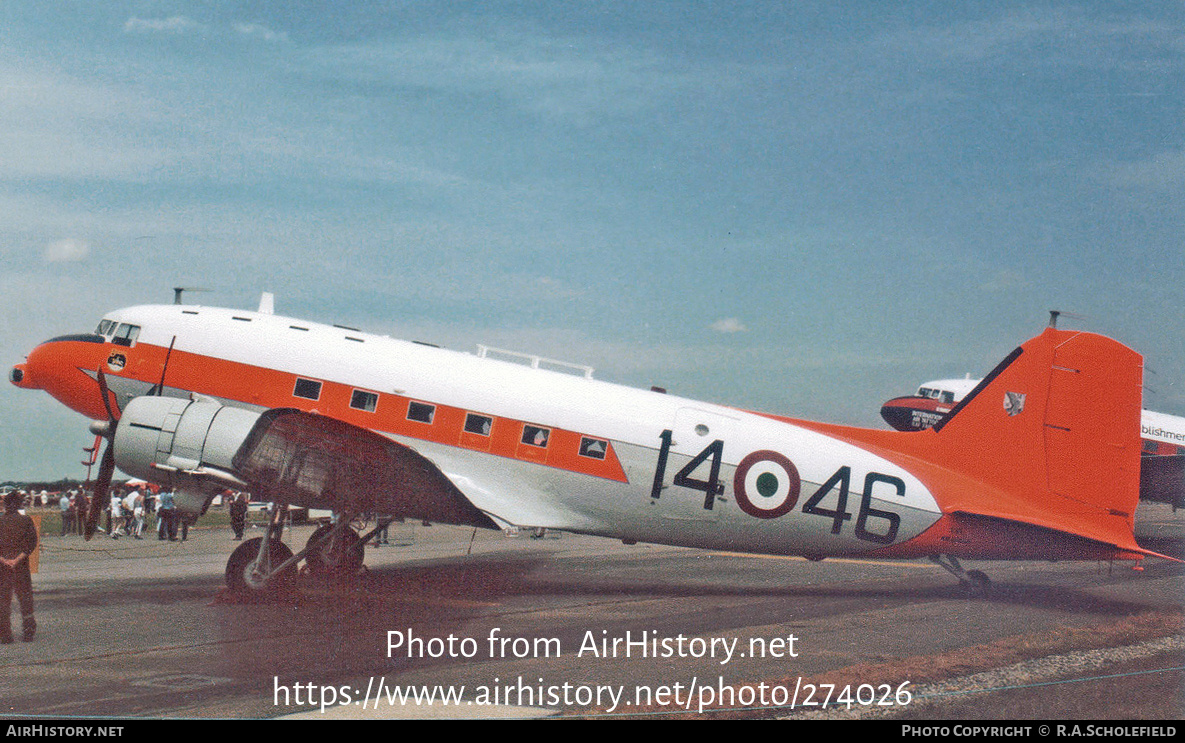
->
<box><xmin>13</xmin><ymin>335</ymin><xmax>113</xmax><ymax>419</ymax></box>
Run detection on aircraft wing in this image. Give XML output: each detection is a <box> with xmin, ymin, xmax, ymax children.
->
<box><xmin>111</xmin><ymin>395</ymin><xmax>597</xmax><ymax>532</ymax></box>
<box><xmin>231</xmin><ymin>408</ymin><xmax>498</xmax><ymax>529</ymax></box>
<box><xmin>422</xmin><ymin>446</ymin><xmax>603</xmax><ymax>532</ymax></box>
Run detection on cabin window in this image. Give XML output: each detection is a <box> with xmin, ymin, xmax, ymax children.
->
<box><xmin>293</xmin><ymin>378</ymin><xmax>322</xmax><ymax>400</ymax></box>
<box><xmin>111</xmin><ymin>323</ymin><xmax>140</xmax><ymax>347</ymax></box>
<box><xmin>407</xmin><ymin>401</ymin><xmax>435</xmax><ymax>424</ymax></box>
<box><xmin>940</xmin><ymin>391</ymin><xmax>955</xmax><ymax>404</ymax></box>
<box><xmin>350</xmin><ymin>390</ymin><xmax>378</xmax><ymax>412</ymax></box>
<box><xmin>579</xmin><ymin>437</ymin><xmax>608</xmax><ymax>460</ymax></box>
<box><xmin>522</xmin><ymin>425</ymin><xmax>550</xmax><ymax>448</ymax></box>
<box><xmin>464</xmin><ymin>413</ymin><xmax>492</xmax><ymax>436</ymax></box>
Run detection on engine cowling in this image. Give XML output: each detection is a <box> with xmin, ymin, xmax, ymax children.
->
<box><xmin>113</xmin><ymin>396</ymin><xmax>260</xmax><ymax>515</ymax></box>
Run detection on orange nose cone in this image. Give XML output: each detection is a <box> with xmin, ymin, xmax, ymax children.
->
<box><xmin>16</xmin><ymin>337</ymin><xmax>112</xmax><ymax>420</ymax></box>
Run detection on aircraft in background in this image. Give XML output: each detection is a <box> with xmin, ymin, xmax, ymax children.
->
<box><xmin>10</xmin><ymin>295</ymin><xmax>1175</xmax><ymax>595</ymax></box>
<box><xmin>882</xmin><ymin>379</ymin><xmax>1185</xmax><ymax>508</ymax></box>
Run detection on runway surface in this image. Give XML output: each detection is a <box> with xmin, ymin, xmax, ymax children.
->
<box><xmin>1</xmin><ymin>502</ymin><xmax>1182</xmax><ymax>720</ymax></box>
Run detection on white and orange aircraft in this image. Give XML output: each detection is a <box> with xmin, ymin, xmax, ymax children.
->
<box><xmin>9</xmin><ymin>295</ymin><xmax>1174</xmax><ymax>595</ymax></box>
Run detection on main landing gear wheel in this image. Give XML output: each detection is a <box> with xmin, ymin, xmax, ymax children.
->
<box><xmin>226</xmin><ymin>537</ymin><xmax>296</xmax><ymax>596</ymax></box>
<box><xmin>303</xmin><ymin>524</ymin><xmax>364</xmax><ymax>576</ymax></box>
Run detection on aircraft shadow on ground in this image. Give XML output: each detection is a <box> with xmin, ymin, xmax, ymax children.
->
<box><xmin>276</xmin><ymin>554</ymin><xmax>1179</xmax><ymax>622</ymax></box>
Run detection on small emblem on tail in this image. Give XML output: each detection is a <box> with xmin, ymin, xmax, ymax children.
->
<box><xmin>1003</xmin><ymin>391</ymin><xmax>1026</xmax><ymax>416</ymax></box>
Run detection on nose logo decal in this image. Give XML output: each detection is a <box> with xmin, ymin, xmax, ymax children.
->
<box><xmin>106</xmin><ymin>353</ymin><xmax>126</xmax><ymax>372</ymax></box>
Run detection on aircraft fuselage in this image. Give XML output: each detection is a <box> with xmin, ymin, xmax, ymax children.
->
<box><xmin>11</xmin><ymin>303</ymin><xmax>1153</xmax><ymax>565</ymax></box>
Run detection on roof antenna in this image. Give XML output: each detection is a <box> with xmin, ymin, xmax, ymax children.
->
<box><xmin>173</xmin><ymin>286</ymin><xmax>212</xmax><ymax>305</ymax></box>
<box><xmin>1048</xmin><ymin>310</ymin><xmax>1061</xmax><ymax>328</ymax></box>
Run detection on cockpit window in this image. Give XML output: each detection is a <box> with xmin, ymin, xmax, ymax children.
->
<box><xmin>112</xmin><ymin>323</ymin><xmax>140</xmax><ymax>347</ymax></box>
<box><xmin>95</xmin><ymin>319</ymin><xmax>115</xmax><ymax>337</ymax></box>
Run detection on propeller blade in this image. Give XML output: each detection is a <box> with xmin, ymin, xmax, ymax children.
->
<box><xmin>96</xmin><ymin>370</ymin><xmax>121</xmax><ymax>421</ymax></box>
<box><xmin>147</xmin><ymin>336</ymin><xmax>176</xmax><ymax>397</ymax></box>
<box><xmin>85</xmin><ymin>440</ymin><xmax>116</xmax><ymax>540</ymax></box>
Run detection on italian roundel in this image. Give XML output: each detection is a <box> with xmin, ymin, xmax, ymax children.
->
<box><xmin>733</xmin><ymin>450</ymin><xmax>801</xmax><ymax>519</ymax></box>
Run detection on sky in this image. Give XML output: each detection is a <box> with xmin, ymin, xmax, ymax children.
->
<box><xmin>2</xmin><ymin>2</ymin><xmax>1184</xmax><ymax>480</ymax></box>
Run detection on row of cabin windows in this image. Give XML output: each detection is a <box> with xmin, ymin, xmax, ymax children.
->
<box><xmin>290</xmin><ymin>376</ymin><xmax>607</xmax><ymax>460</ymax></box>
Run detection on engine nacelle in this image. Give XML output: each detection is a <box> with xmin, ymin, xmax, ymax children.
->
<box><xmin>112</xmin><ymin>396</ymin><xmax>497</xmax><ymax>530</ymax></box>
<box><xmin>114</xmin><ymin>396</ymin><xmax>261</xmax><ymax>515</ymax></box>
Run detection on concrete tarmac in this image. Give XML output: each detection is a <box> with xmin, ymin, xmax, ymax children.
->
<box><xmin>1</xmin><ymin>503</ymin><xmax>1182</xmax><ymax>721</ymax></box>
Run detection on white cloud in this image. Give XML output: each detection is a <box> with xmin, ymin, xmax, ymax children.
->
<box><xmin>978</xmin><ymin>270</ymin><xmax>1033</xmax><ymax>293</ymax></box>
<box><xmin>710</xmin><ymin>317</ymin><xmax>747</xmax><ymax>334</ymax></box>
<box><xmin>124</xmin><ymin>16</ymin><xmax>202</xmax><ymax>35</ymax></box>
<box><xmin>310</xmin><ymin>33</ymin><xmax>755</xmax><ymax>124</ymax></box>
<box><xmin>234</xmin><ymin>23</ymin><xmax>288</xmax><ymax>43</ymax></box>
<box><xmin>43</xmin><ymin>239</ymin><xmax>90</xmax><ymax>263</ymax></box>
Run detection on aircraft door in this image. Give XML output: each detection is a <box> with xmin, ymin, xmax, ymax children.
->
<box><xmin>649</xmin><ymin>408</ymin><xmax>738</xmax><ymax>524</ymax></box>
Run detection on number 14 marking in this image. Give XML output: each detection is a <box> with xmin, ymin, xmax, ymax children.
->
<box><xmin>649</xmin><ymin>430</ymin><xmax>724</xmax><ymax>509</ymax></box>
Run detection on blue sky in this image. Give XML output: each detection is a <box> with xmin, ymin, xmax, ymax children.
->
<box><xmin>3</xmin><ymin>2</ymin><xmax>1184</xmax><ymax>480</ymax></box>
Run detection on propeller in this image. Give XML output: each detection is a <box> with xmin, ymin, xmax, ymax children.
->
<box><xmin>84</xmin><ymin>370</ymin><xmax>122</xmax><ymax>540</ymax></box>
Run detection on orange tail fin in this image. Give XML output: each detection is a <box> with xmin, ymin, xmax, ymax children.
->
<box><xmin>788</xmin><ymin>327</ymin><xmax>1149</xmax><ymax>559</ymax></box>
<box><xmin>929</xmin><ymin>327</ymin><xmax>1143</xmax><ymax>551</ymax></box>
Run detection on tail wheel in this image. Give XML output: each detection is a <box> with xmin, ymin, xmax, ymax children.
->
<box><xmin>303</xmin><ymin>524</ymin><xmax>364</xmax><ymax>576</ymax></box>
<box><xmin>965</xmin><ymin>570</ymin><xmax>991</xmax><ymax>596</ymax></box>
<box><xmin>226</xmin><ymin>537</ymin><xmax>295</xmax><ymax>595</ymax></box>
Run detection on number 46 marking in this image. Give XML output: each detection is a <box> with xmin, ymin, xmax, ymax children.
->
<box><xmin>802</xmin><ymin>465</ymin><xmax>904</xmax><ymax>544</ymax></box>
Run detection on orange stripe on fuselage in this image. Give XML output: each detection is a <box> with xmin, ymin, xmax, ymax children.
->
<box><xmin>31</xmin><ymin>337</ymin><xmax>629</xmax><ymax>483</ymax></box>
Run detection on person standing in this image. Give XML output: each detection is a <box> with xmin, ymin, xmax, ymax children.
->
<box><xmin>157</xmin><ymin>489</ymin><xmax>176</xmax><ymax>541</ymax></box>
<box><xmin>59</xmin><ymin>492</ymin><xmax>73</xmax><ymax>537</ymax></box>
<box><xmin>229</xmin><ymin>492</ymin><xmax>248</xmax><ymax>540</ymax></box>
<box><xmin>132</xmin><ymin>491</ymin><xmax>145</xmax><ymax>540</ymax></box>
<box><xmin>72</xmin><ymin>492</ymin><xmax>86</xmax><ymax>536</ymax></box>
<box><xmin>108</xmin><ymin>489</ymin><xmax>123</xmax><ymax>539</ymax></box>
<box><xmin>122</xmin><ymin>489</ymin><xmax>137</xmax><ymax>536</ymax></box>
<box><xmin>0</xmin><ymin>490</ymin><xmax>38</xmax><ymax>643</ymax></box>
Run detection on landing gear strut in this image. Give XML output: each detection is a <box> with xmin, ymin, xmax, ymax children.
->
<box><xmin>929</xmin><ymin>554</ymin><xmax>991</xmax><ymax>596</ymax></box>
